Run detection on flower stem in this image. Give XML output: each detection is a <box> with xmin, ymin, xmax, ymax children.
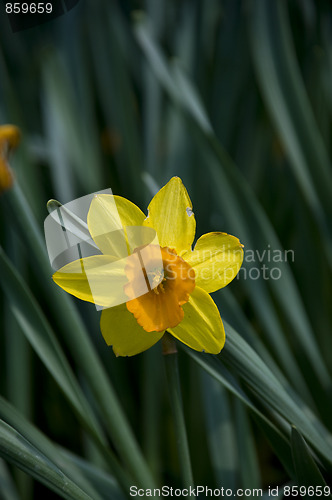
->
<box><xmin>162</xmin><ymin>333</ymin><xmax>194</xmax><ymax>489</ymax></box>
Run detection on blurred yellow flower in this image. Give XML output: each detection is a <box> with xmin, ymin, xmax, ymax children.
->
<box><xmin>0</xmin><ymin>125</ymin><xmax>20</xmax><ymax>194</ymax></box>
<box><xmin>53</xmin><ymin>177</ymin><xmax>243</xmax><ymax>356</ymax></box>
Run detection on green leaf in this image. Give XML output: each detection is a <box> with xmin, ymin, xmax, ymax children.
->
<box><xmin>291</xmin><ymin>427</ymin><xmax>331</xmax><ymax>497</ymax></box>
<box><xmin>0</xmin><ymin>419</ymin><xmax>92</xmax><ymax>500</ymax></box>
<box><xmin>182</xmin><ymin>321</ymin><xmax>332</xmax><ymax>470</ymax></box>
<box><xmin>163</xmin><ymin>347</ymin><xmax>194</xmax><ymax>488</ymax></box>
<box><xmin>215</xmin><ymin>288</ymin><xmax>288</xmax><ymax>385</ymax></box>
<box><xmin>141</xmin><ymin>1</ymin><xmax>165</xmax><ymax>187</ymax></box>
<box><xmin>134</xmin><ymin>12</ymin><xmax>178</xmax><ymax>100</ymax></box>
<box><xmin>0</xmin><ymin>458</ymin><xmax>20</xmax><ymax>500</ymax></box>
<box><xmin>200</xmin><ymin>370</ymin><xmax>238</xmax><ymax>490</ymax></box>
<box><xmin>59</xmin><ymin>448</ymin><xmax>127</xmax><ymax>500</ymax></box>
<box><xmin>41</xmin><ymin>52</ymin><xmax>103</xmax><ymax>197</ymax></box>
<box><xmin>4</xmin><ymin>286</ymin><xmax>33</xmax><ymax>499</ymax></box>
<box><xmin>0</xmin><ymin>396</ymin><xmax>112</xmax><ymax>500</ymax></box>
<box><xmin>221</xmin><ymin>323</ymin><xmax>332</xmax><ymax>466</ymax></box>
<box><xmin>141</xmin><ymin>347</ymin><xmax>163</xmax><ymax>482</ymax></box>
<box><xmin>182</xmin><ymin>345</ymin><xmax>295</xmax><ymax>477</ymax></box>
<box><xmin>89</xmin><ymin>4</ymin><xmax>143</xmax><ymax>200</ymax></box>
<box><xmin>248</xmin><ymin>0</ymin><xmax>332</xmax><ymax>269</ymax></box>
<box><xmin>234</xmin><ymin>399</ymin><xmax>261</xmax><ymax>490</ymax></box>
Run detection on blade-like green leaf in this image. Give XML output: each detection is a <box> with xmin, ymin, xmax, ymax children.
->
<box><xmin>291</xmin><ymin>427</ymin><xmax>331</xmax><ymax>498</ymax></box>
<box><xmin>41</xmin><ymin>52</ymin><xmax>103</xmax><ymax>197</ymax></box>
<box><xmin>141</xmin><ymin>347</ymin><xmax>162</xmax><ymax>483</ymax></box>
<box><xmin>234</xmin><ymin>399</ymin><xmax>261</xmax><ymax>490</ymax></box>
<box><xmin>89</xmin><ymin>4</ymin><xmax>143</xmax><ymax>200</ymax></box>
<box><xmin>215</xmin><ymin>288</ymin><xmax>289</xmax><ymax>386</ymax></box>
<box><xmin>0</xmin><ymin>396</ymin><xmax>113</xmax><ymax>500</ymax></box>
<box><xmin>0</xmin><ymin>458</ymin><xmax>20</xmax><ymax>500</ymax></box>
<box><xmin>182</xmin><ymin>346</ymin><xmax>295</xmax><ymax>478</ymax></box>
<box><xmin>221</xmin><ymin>322</ymin><xmax>332</xmax><ymax>465</ymax></box>
<box><xmin>142</xmin><ymin>1</ymin><xmax>164</xmax><ymax>185</ymax></box>
<box><xmin>0</xmin><ymin>419</ymin><xmax>92</xmax><ymax>500</ymax></box>
<box><xmin>59</xmin><ymin>449</ymin><xmax>127</xmax><ymax>500</ymax></box>
<box><xmin>248</xmin><ymin>0</ymin><xmax>332</xmax><ymax>269</ymax></box>
<box><xmin>182</xmin><ymin>321</ymin><xmax>332</xmax><ymax>470</ymax></box>
<box><xmin>200</xmin><ymin>370</ymin><xmax>238</xmax><ymax>490</ymax></box>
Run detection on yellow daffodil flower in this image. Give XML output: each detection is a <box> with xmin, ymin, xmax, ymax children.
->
<box><xmin>0</xmin><ymin>125</ymin><xmax>20</xmax><ymax>194</ymax></box>
<box><xmin>53</xmin><ymin>177</ymin><xmax>243</xmax><ymax>356</ymax></box>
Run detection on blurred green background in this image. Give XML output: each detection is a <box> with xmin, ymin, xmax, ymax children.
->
<box><xmin>0</xmin><ymin>0</ymin><xmax>332</xmax><ymax>498</ymax></box>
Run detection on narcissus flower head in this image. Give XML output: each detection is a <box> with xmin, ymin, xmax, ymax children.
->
<box><xmin>52</xmin><ymin>177</ymin><xmax>244</xmax><ymax>356</ymax></box>
<box><xmin>0</xmin><ymin>125</ymin><xmax>20</xmax><ymax>194</ymax></box>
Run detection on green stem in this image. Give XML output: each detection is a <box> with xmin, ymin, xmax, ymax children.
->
<box><xmin>162</xmin><ymin>334</ymin><xmax>194</xmax><ymax>489</ymax></box>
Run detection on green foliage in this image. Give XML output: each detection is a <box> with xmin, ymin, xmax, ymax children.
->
<box><xmin>0</xmin><ymin>0</ymin><xmax>332</xmax><ymax>498</ymax></box>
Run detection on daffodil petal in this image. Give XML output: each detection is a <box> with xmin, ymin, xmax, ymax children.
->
<box><xmin>0</xmin><ymin>125</ymin><xmax>20</xmax><ymax>148</ymax></box>
<box><xmin>53</xmin><ymin>255</ymin><xmax>129</xmax><ymax>308</ymax></box>
<box><xmin>169</xmin><ymin>286</ymin><xmax>225</xmax><ymax>354</ymax></box>
<box><xmin>87</xmin><ymin>194</ymin><xmax>146</xmax><ymax>256</ymax></box>
<box><xmin>0</xmin><ymin>157</ymin><xmax>14</xmax><ymax>192</ymax></box>
<box><xmin>0</xmin><ymin>125</ymin><xmax>20</xmax><ymax>193</ymax></box>
<box><xmin>143</xmin><ymin>177</ymin><xmax>196</xmax><ymax>255</ymax></box>
<box><xmin>182</xmin><ymin>232</ymin><xmax>244</xmax><ymax>293</ymax></box>
<box><xmin>100</xmin><ymin>304</ymin><xmax>164</xmax><ymax>356</ymax></box>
